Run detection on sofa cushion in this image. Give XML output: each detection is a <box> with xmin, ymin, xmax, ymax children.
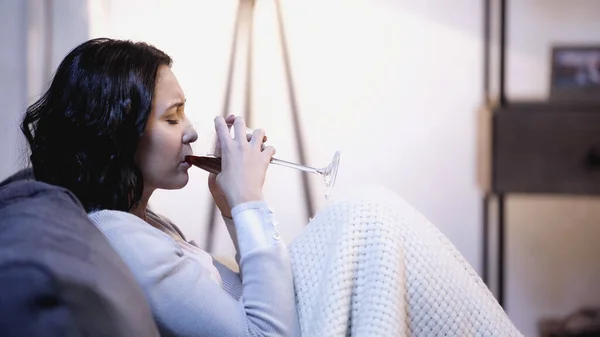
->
<box><xmin>0</xmin><ymin>174</ymin><xmax>159</xmax><ymax>337</ymax></box>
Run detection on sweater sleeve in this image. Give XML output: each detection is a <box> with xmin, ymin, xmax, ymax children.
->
<box><xmin>89</xmin><ymin>210</ymin><xmax>300</xmax><ymax>337</ymax></box>
<box><xmin>222</xmin><ymin>201</ymin><xmax>281</xmax><ymax>268</ymax></box>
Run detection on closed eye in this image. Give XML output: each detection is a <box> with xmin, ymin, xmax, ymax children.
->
<box><xmin>167</xmin><ymin>119</ymin><xmax>179</xmax><ymax>125</ymax></box>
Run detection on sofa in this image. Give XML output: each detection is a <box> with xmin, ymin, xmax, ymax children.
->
<box><xmin>0</xmin><ymin>169</ymin><xmax>159</xmax><ymax>336</ymax></box>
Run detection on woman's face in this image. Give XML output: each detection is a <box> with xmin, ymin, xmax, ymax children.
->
<box><xmin>136</xmin><ymin>65</ymin><xmax>198</xmax><ymax>191</ymax></box>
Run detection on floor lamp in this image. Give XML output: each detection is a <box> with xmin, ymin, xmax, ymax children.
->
<box><xmin>204</xmin><ymin>0</ymin><xmax>315</xmax><ymax>251</ymax></box>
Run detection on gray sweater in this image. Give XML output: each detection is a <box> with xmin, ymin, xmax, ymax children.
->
<box><xmin>88</xmin><ymin>201</ymin><xmax>300</xmax><ymax>337</ymax></box>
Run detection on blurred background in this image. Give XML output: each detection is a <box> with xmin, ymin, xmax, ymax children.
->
<box><xmin>1</xmin><ymin>0</ymin><xmax>600</xmax><ymax>335</ymax></box>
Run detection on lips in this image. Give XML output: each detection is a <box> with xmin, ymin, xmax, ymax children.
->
<box><xmin>181</xmin><ymin>152</ymin><xmax>193</xmax><ymax>164</ymax></box>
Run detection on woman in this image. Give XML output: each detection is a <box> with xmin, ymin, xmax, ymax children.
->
<box><xmin>22</xmin><ymin>38</ymin><xmax>521</xmax><ymax>336</ymax></box>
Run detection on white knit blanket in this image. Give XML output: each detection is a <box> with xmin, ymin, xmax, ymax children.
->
<box><xmin>289</xmin><ymin>187</ymin><xmax>523</xmax><ymax>337</ymax></box>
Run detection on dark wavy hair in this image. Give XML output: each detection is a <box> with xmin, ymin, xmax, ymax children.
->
<box><xmin>21</xmin><ymin>38</ymin><xmax>172</xmax><ymax>212</ymax></box>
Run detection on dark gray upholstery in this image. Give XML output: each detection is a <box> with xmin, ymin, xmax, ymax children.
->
<box><xmin>0</xmin><ymin>168</ymin><xmax>35</xmax><ymax>188</ymax></box>
<box><xmin>0</xmin><ymin>170</ymin><xmax>159</xmax><ymax>337</ymax></box>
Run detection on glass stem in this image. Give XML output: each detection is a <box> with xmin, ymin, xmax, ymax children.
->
<box><xmin>271</xmin><ymin>158</ymin><xmax>322</xmax><ymax>175</ymax></box>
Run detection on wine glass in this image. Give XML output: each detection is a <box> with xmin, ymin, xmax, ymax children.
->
<box><xmin>185</xmin><ymin>122</ymin><xmax>340</xmax><ymax>199</ymax></box>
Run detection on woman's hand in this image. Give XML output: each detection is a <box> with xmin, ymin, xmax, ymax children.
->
<box><xmin>208</xmin><ymin>173</ymin><xmax>231</xmax><ymax>218</ymax></box>
<box><xmin>208</xmin><ymin>115</ymin><xmax>235</xmax><ymax>218</ymax></box>
<box><xmin>210</xmin><ymin>116</ymin><xmax>275</xmax><ymax>214</ymax></box>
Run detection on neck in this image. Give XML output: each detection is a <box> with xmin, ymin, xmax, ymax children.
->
<box><xmin>130</xmin><ymin>187</ymin><xmax>154</xmax><ymax>221</ymax></box>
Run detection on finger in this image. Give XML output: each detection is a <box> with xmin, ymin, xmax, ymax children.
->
<box><xmin>262</xmin><ymin>145</ymin><xmax>276</xmax><ymax>159</ymax></box>
<box><xmin>214</xmin><ymin>116</ymin><xmax>232</xmax><ymax>148</ymax></box>
<box><xmin>250</xmin><ymin>128</ymin><xmax>266</xmax><ymax>149</ymax></box>
<box><xmin>233</xmin><ymin>117</ymin><xmax>247</xmax><ymax>142</ymax></box>
<box><xmin>245</xmin><ymin>132</ymin><xmax>267</xmax><ymax>143</ymax></box>
<box><xmin>208</xmin><ymin>173</ymin><xmax>217</xmax><ymax>188</ymax></box>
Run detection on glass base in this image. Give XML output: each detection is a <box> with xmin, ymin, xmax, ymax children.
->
<box><xmin>322</xmin><ymin>151</ymin><xmax>341</xmax><ymax>199</ymax></box>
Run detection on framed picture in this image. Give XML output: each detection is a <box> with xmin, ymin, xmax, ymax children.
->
<box><xmin>550</xmin><ymin>45</ymin><xmax>600</xmax><ymax>103</ymax></box>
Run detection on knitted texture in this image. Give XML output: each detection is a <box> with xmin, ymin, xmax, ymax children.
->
<box><xmin>289</xmin><ymin>187</ymin><xmax>522</xmax><ymax>337</ymax></box>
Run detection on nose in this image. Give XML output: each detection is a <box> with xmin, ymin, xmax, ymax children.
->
<box><xmin>182</xmin><ymin>120</ymin><xmax>198</xmax><ymax>145</ymax></box>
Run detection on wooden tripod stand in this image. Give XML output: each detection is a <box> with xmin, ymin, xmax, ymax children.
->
<box><xmin>204</xmin><ymin>0</ymin><xmax>315</xmax><ymax>251</ymax></box>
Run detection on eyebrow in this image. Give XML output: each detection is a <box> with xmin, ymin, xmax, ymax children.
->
<box><xmin>165</xmin><ymin>99</ymin><xmax>186</xmax><ymax>112</ymax></box>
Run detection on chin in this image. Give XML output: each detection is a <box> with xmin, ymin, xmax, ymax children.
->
<box><xmin>160</xmin><ymin>172</ymin><xmax>190</xmax><ymax>190</ymax></box>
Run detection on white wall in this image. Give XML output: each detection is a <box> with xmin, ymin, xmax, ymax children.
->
<box><xmin>0</xmin><ymin>0</ymin><xmax>90</xmax><ymax>181</ymax></box>
<box><xmin>2</xmin><ymin>1</ymin><xmax>600</xmax><ymax>336</ymax></box>
<box><xmin>263</xmin><ymin>0</ymin><xmax>483</xmax><ymax>268</ymax></box>
<box><xmin>86</xmin><ymin>0</ymin><xmax>484</xmax><ymax>270</ymax></box>
<box><xmin>0</xmin><ymin>0</ymin><xmax>27</xmax><ymax>179</ymax></box>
